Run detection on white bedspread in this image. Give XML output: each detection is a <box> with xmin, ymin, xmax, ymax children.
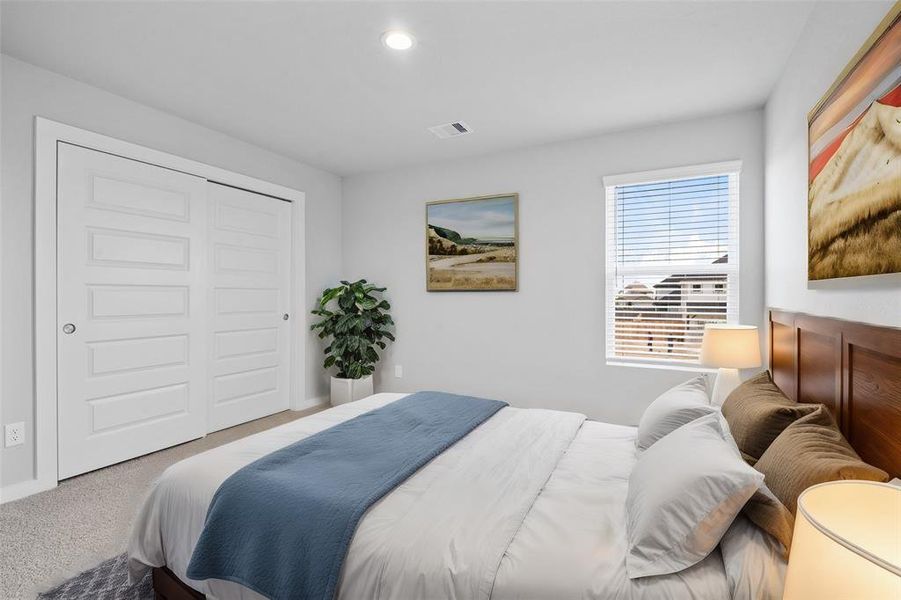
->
<box><xmin>128</xmin><ymin>393</ymin><xmax>734</xmax><ymax>599</ymax></box>
<box><xmin>494</xmin><ymin>420</ymin><xmax>731</xmax><ymax>599</ymax></box>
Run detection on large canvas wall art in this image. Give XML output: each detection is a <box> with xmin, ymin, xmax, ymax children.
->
<box><xmin>807</xmin><ymin>4</ymin><xmax>901</xmax><ymax>280</ymax></box>
<box><xmin>426</xmin><ymin>194</ymin><xmax>518</xmax><ymax>291</ymax></box>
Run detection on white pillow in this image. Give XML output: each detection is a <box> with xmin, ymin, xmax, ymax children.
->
<box><xmin>636</xmin><ymin>376</ymin><xmax>715</xmax><ymax>450</ymax></box>
<box><xmin>626</xmin><ymin>412</ymin><xmax>764</xmax><ymax>579</ymax></box>
<box><xmin>719</xmin><ymin>515</ymin><xmax>787</xmax><ymax>600</ymax></box>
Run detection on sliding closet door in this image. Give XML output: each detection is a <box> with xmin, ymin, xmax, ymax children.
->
<box><xmin>57</xmin><ymin>143</ymin><xmax>208</xmax><ymax>479</ymax></box>
<box><xmin>207</xmin><ymin>184</ymin><xmax>292</xmax><ymax>433</ymax></box>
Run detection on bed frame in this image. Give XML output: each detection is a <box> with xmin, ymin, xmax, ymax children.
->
<box><xmin>769</xmin><ymin>309</ymin><xmax>901</xmax><ymax>478</ymax></box>
<box><xmin>151</xmin><ymin>308</ymin><xmax>901</xmax><ymax>599</ymax></box>
<box><xmin>152</xmin><ymin>567</ymin><xmax>204</xmax><ymax>600</ymax></box>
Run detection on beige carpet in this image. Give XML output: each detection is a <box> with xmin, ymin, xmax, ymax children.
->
<box><xmin>0</xmin><ymin>406</ymin><xmax>324</xmax><ymax>600</ymax></box>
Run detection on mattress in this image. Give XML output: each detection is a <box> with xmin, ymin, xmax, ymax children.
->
<box><xmin>128</xmin><ymin>393</ymin><xmax>733</xmax><ymax>599</ymax></box>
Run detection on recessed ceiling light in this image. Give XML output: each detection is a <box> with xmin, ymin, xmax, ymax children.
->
<box><xmin>382</xmin><ymin>30</ymin><xmax>415</xmax><ymax>51</ymax></box>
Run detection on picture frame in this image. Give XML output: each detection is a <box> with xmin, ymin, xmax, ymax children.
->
<box><xmin>425</xmin><ymin>193</ymin><xmax>519</xmax><ymax>291</ymax></box>
<box><xmin>807</xmin><ymin>3</ymin><xmax>901</xmax><ymax>280</ymax></box>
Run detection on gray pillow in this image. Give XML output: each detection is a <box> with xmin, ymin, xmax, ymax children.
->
<box><xmin>636</xmin><ymin>376</ymin><xmax>716</xmax><ymax>450</ymax></box>
<box><xmin>626</xmin><ymin>412</ymin><xmax>764</xmax><ymax>579</ymax></box>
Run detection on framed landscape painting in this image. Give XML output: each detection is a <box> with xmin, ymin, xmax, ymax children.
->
<box><xmin>426</xmin><ymin>193</ymin><xmax>518</xmax><ymax>291</ymax></box>
<box><xmin>807</xmin><ymin>4</ymin><xmax>900</xmax><ymax>280</ymax></box>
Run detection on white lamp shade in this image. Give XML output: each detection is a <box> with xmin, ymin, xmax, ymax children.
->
<box><xmin>784</xmin><ymin>481</ymin><xmax>901</xmax><ymax>600</ymax></box>
<box><xmin>699</xmin><ymin>324</ymin><xmax>761</xmax><ymax>369</ymax></box>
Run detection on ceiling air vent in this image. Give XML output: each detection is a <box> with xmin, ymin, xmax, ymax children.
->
<box><xmin>428</xmin><ymin>121</ymin><xmax>472</xmax><ymax>139</ymax></box>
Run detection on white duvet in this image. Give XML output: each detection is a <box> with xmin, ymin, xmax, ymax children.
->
<box><xmin>129</xmin><ymin>393</ymin><xmax>734</xmax><ymax>599</ymax></box>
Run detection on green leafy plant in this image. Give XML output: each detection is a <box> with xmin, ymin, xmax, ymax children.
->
<box><xmin>310</xmin><ymin>279</ymin><xmax>395</xmax><ymax>379</ymax></box>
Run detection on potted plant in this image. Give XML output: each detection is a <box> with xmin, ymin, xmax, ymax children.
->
<box><xmin>311</xmin><ymin>279</ymin><xmax>395</xmax><ymax>406</ymax></box>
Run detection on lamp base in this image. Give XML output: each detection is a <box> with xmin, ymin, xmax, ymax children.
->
<box><xmin>711</xmin><ymin>368</ymin><xmax>741</xmax><ymax>406</ymax></box>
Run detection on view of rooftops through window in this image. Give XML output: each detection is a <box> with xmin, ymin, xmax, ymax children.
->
<box><xmin>609</xmin><ymin>173</ymin><xmax>737</xmax><ymax>364</ymax></box>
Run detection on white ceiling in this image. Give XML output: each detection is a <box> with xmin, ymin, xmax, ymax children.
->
<box><xmin>1</xmin><ymin>1</ymin><xmax>816</xmax><ymax>176</ymax></box>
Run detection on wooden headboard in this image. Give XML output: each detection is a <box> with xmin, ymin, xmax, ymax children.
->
<box><xmin>769</xmin><ymin>309</ymin><xmax>901</xmax><ymax>478</ymax></box>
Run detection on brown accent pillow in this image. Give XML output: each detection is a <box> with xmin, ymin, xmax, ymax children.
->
<box><xmin>740</xmin><ymin>451</ymin><xmax>758</xmax><ymax>467</ymax></box>
<box><xmin>721</xmin><ymin>371</ymin><xmax>817</xmax><ymax>460</ymax></box>
<box><xmin>741</xmin><ymin>482</ymin><xmax>794</xmax><ymax>557</ymax></box>
<box><xmin>754</xmin><ymin>405</ymin><xmax>889</xmax><ymax>515</ymax></box>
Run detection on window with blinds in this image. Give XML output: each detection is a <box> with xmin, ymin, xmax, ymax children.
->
<box><xmin>604</xmin><ymin>162</ymin><xmax>740</xmax><ymax>367</ymax></box>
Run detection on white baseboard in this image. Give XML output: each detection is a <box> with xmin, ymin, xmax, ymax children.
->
<box><xmin>0</xmin><ymin>477</ymin><xmax>56</xmax><ymax>504</ymax></box>
<box><xmin>2</xmin><ymin>398</ymin><xmax>329</xmax><ymax>504</ymax></box>
<box><xmin>293</xmin><ymin>395</ymin><xmax>329</xmax><ymax>411</ymax></box>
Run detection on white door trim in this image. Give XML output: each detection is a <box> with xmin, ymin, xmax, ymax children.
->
<box><xmin>28</xmin><ymin>117</ymin><xmax>306</xmax><ymax>500</ymax></box>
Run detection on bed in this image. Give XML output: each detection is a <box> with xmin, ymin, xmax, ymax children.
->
<box><xmin>128</xmin><ymin>310</ymin><xmax>901</xmax><ymax>599</ymax></box>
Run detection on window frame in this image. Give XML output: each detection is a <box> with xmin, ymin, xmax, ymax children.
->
<box><xmin>603</xmin><ymin>160</ymin><xmax>741</xmax><ymax>371</ymax></box>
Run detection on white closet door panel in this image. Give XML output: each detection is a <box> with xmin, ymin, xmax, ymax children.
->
<box><xmin>88</xmin><ymin>285</ymin><xmax>191</xmax><ymax>318</ymax></box>
<box><xmin>57</xmin><ymin>143</ymin><xmax>208</xmax><ymax>479</ymax></box>
<box><xmin>207</xmin><ymin>184</ymin><xmax>291</xmax><ymax>433</ymax></box>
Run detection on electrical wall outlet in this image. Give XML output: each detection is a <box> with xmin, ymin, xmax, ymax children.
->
<box><xmin>394</xmin><ymin>365</ymin><xmax>403</xmax><ymax>378</ymax></box>
<box><xmin>5</xmin><ymin>422</ymin><xmax>25</xmax><ymax>447</ymax></box>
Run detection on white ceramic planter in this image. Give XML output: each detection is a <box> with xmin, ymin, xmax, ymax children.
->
<box><xmin>330</xmin><ymin>374</ymin><xmax>374</xmax><ymax>406</ymax></box>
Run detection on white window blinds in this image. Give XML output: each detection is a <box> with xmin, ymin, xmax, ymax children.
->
<box><xmin>604</xmin><ymin>162</ymin><xmax>740</xmax><ymax>367</ymax></box>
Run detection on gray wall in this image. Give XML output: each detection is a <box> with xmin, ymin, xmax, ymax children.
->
<box><xmin>342</xmin><ymin>109</ymin><xmax>765</xmax><ymax>423</ymax></box>
<box><xmin>0</xmin><ymin>55</ymin><xmax>343</xmax><ymax>487</ymax></box>
<box><xmin>764</xmin><ymin>1</ymin><xmax>901</xmax><ymax>327</ymax></box>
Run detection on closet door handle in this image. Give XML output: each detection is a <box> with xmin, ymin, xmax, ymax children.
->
<box><xmin>62</xmin><ymin>323</ymin><xmax>77</xmax><ymax>334</ymax></box>
<box><xmin>283</xmin><ymin>313</ymin><xmax>290</xmax><ymax>321</ymax></box>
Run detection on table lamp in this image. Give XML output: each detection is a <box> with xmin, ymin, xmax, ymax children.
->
<box><xmin>784</xmin><ymin>480</ymin><xmax>901</xmax><ymax>599</ymax></box>
<box><xmin>699</xmin><ymin>324</ymin><xmax>761</xmax><ymax>405</ymax></box>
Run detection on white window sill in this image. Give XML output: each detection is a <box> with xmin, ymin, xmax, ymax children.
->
<box><xmin>605</xmin><ymin>360</ymin><xmax>718</xmax><ymax>374</ymax></box>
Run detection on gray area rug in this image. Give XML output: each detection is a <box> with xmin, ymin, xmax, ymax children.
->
<box><xmin>37</xmin><ymin>554</ymin><xmax>152</xmax><ymax>600</ymax></box>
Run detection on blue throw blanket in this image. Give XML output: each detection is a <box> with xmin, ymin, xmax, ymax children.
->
<box><xmin>186</xmin><ymin>391</ymin><xmax>507</xmax><ymax>600</ymax></box>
